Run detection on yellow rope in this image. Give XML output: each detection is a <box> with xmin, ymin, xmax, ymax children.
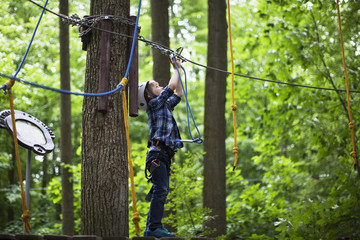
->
<box><xmin>336</xmin><ymin>0</ymin><xmax>358</xmax><ymax>170</ymax></box>
<box><xmin>227</xmin><ymin>0</ymin><xmax>238</xmax><ymax>171</ymax></box>
<box><xmin>8</xmin><ymin>86</ymin><xmax>31</xmax><ymax>232</ymax></box>
<box><xmin>121</xmin><ymin>78</ymin><xmax>140</xmax><ymax>235</ymax></box>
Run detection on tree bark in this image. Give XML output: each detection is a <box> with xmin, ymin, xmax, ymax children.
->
<box><xmin>59</xmin><ymin>0</ymin><xmax>75</xmax><ymax>235</ymax></box>
<box><xmin>203</xmin><ymin>0</ymin><xmax>227</xmax><ymax>237</ymax></box>
<box><xmin>151</xmin><ymin>0</ymin><xmax>170</xmax><ymax>87</ymax></box>
<box><xmin>81</xmin><ymin>0</ymin><xmax>129</xmax><ymax>236</ymax></box>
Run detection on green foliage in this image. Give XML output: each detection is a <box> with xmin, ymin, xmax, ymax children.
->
<box><xmin>165</xmin><ymin>152</ymin><xmax>214</xmax><ymax>239</ymax></box>
<box><xmin>224</xmin><ymin>0</ymin><xmax>360</xmax><ymax>239</ymax></box>
<box><xmin>1</xmin><ymin>0</ymin><xmax>360</xmax><ymax>238</ymax></box>
<box><xmin>46</xmin><ymin>163</ymin><xmax>82</xmax><ymax>234</ymax></box>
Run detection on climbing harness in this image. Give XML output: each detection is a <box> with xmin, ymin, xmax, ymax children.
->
<box><xmin>336</xmin><ymin>0</ymin><xmax>359</xmax><ymax>173</ymax></box>
<box><xmin>144</xmin><ymin>140</ymin><xmax>174</xmax><ymax>202</ymax></box>
<box><xmin>145</xmin><ymin>140</ymin><xmax>175</xmax><ymax>180</ymax></box>
<box><xmin>172</xmin><ymin>55</ymin><xmax>203</xmax><ymax>144</ymax></box>
<box><xmin>226</xmin><ymin>0</ymin><xmax>239</xmax><ymax>171</ymax></box>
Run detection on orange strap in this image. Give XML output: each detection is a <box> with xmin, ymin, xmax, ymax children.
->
<box><xmin>227</xmin><ymin>0</ymin><xmax>238</xmax><ymax>170</ymax></box>
<box><xmin>8</xmin><ymin>89</ymin><xmax>31</xmax><ymax>232</ymax></box>
<box><xmin>121</xmin><ymin>79</ymin><xmax>140</xmax><ymax>235</ymax></box>
<box><xmin>336</xmin><ymin>0</ymin><xmax>358</xmax><ymax>170</ymax></box>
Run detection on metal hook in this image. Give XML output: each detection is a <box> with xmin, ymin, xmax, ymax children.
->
<box><xmin>176</xmin><ymin>46</ymin><xmax>183</xmax><ymax>56</ymax></box>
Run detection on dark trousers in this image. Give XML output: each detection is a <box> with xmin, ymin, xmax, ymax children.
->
<box><xmin>145</xmin><ymin>149</ymin><xmax>172</xmax><ymax>229</ymax></box>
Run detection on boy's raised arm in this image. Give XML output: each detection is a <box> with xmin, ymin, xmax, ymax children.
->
<box><xmin>168</xmin><ymin>58</ymin><xmax>183</xmax><ymax>97</ymax></box>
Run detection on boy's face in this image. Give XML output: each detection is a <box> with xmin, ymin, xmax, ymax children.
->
<box><xmin>148</xmin><ymin>80</ymin><xmax>164</xmax><ymax>96</ymax></box>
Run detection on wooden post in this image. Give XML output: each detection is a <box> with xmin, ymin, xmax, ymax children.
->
<box><xmin>128</xmin><ymin>16</ymin><xmax>139</xmax><ymax>117</ymax></box>
<box><xmin>98</xmin><ymin>9</ymin><xmax>113</xmax><ymax>113</ymax></box>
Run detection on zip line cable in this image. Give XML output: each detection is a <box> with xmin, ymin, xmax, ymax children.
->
<box><xmin>15</xmin><ymin>0</ymin><xmax>360</xmax><ymax>95</ymax></box>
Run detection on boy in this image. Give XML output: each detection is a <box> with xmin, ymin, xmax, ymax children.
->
<box><xmin>138</xmin><ymin>58</ymin><xmax>183</xmax><ymax>238</ymax></box>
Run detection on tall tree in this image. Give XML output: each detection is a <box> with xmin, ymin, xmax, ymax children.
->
<box><xmin>151</xmin><ymin>0</ymin><xmax>170</xmax><ymax>87</ymax></box>
<box><xmin>81</xmin><ymin>0</ymin><xmax>129</xmax><ymax>236</ymax></box>
<box><xmin>203</xmin><ymin>0</ymin><xmax>227</xmax><ymax>237</ymax></box>
<box><xmin>59</xmin><ymin>0</ymin><xmax>74</xmax><ymax>235</ymax></box>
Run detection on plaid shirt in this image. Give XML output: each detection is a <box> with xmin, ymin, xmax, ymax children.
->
<box><xmin>146</xmin><ymin>86</ymin><xmax>183</xmax><ymax>149</ymax></box>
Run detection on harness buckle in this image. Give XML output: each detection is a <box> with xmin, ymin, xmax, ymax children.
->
<box><xmin>151</xmin><ymin>159</ymin><xmax>160</xmax><ymax>169</ymax></box>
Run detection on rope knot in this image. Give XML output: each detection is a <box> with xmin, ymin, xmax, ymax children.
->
<box><xmin>232</xmin><ymin>147</ymin><xmax>238</xmax><ymax>154</ymax></box>
<box><xmin>349</xmin><ymin>121</ymin><xmax>354</xmax><ymax>129</ymax></box>
<box><xmin>350</xmin><ymin>151</ymin><xmax>357</xmax><ymax>158</ymax></box>
<box><xmin>231</xmin><ymin>104</ymin><xmax>237</xmax><ymax>111</ymax></box>
<box><xmin>21</xmin><ymin>210</ymin><xmax>30</xmax><ymax>222</ymax></box>
<box><xmin>4</xmin><ymin>79</ymin><xmax>15</xmax><ymax>92</ymax></box>
<box><xmin>120</xmin><ymin>77</ymin><xmax>128</xmax><ymax>87</ymax></box>
<box><xmin>21</xmin><ymin>209</ymin><xmax>31</xmax><ymax>232</ymax></box>
<box><xmin>132</xmin><ymin>212</ymin><xmax>140</xmax><ymax>224</ymax></box>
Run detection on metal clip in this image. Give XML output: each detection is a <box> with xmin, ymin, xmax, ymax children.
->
<box><xmin>2</xmin><ymin>83</ymin><xmax>10</xmax><ymax>95</ymax></box>
<box><xmin>170</xmin><ymin>46</ymin><xmax>183</xmax><ymax>60</ymax></box>
<box><xmin>176</xmin><ymin>46</ymin><xmax>184</xmax><ymax>56</ymax></box>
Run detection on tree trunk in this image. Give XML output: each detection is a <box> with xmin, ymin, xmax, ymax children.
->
<box><xmin>203</xmin><ymin>0</ymin><xmax>227</xmax><ymax>237</ymax></box>
<box><xmin>81</xmin><ymin>0</ymin><xmax>129</xmax><ymax>236</ymax></box>
<box><xmin>59</xmin><ymin>0</ymin><xmax>74</xmax><ymax>235</ymax></box>
<box><xmin>151</xmin><ymin>0</ymin><xmax>170</xmax><ymax>87</ymax></box>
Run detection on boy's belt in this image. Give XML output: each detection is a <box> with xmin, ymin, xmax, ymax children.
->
<box><xmin>148</xmin><ymin>140</ymin><xmax>175</xmax><ymax>156</ymax></box>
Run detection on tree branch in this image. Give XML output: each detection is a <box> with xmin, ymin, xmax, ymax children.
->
<box><xmin>310</xmin><ymin>10</ymin><xmax>349</xmax><ymax>121</ymax></box>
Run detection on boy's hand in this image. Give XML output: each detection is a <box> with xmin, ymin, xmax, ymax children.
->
<box><xmin>169</xmin><ymin>57</ymin><xmax>181</xmax><ymax>69</ymax></box>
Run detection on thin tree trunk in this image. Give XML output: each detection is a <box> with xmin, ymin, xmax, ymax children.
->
<box><xmin>151</xmin><ymin>0</ymin><xmax>170</xmax><ymax>87</ymax></box>
<box><xmin>81</xmin><ymin>0</ymin><xmax>129</xmax><ymax>236</ymax></box>
<box><xmin>203</xmin><ymin>0</ymin><xmax>227</xmax><ymax>237</ymax></box>
<box><xmin>59</xmin><ymin>0</ymin><xmax>74</xmax><ymax>235</ymax></box>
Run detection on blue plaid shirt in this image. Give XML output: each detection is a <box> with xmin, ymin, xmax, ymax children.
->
<box><xmin>146</xmin><ymin>86</ymin><xmax>183</xmax><ymax>149</ymax></box>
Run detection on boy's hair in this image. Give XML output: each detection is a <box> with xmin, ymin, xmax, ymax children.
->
<box><xmin>144</xmin><ymin>82</ymin><xmax>157</xmax><ymax>103</ymax></box>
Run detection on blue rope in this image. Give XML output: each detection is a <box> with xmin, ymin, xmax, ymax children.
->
<box><xmin>172</xmin><ymin>56</ymin><xmax>203</xmax><ymax>144</ymax></box>
<box><xmin>13</xmin><ymin>0</ymin><xmax>49</xmax><ymax>79</ymax></box>
<box><xmin>1</xmin><ymin>0</ymin><xmax>49</xmax><ymax>92</ymax></box>
<box><xmin>124</xmin><ymin>0</ymin><xmax>141</xmax><ymax>79</ymax></box>
<box><xmin>0</xmin><ymin>73</ymin><xmax>123</xmax><ymax>96</ymax></box>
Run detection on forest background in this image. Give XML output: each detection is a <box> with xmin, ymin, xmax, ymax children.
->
<box><xmin>0</xmin><ymin>0</ymin><xmax>360</xmax><ymax>239</ymax></box>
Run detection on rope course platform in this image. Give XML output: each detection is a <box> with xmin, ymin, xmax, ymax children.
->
<box><xmin>0</xmin><ymin>234</ymin><xmax>215</xmax><ymax>240</ymax></box>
